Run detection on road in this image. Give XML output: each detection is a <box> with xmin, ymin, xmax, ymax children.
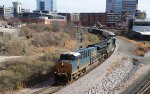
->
<box><xmin>0</xmin><ymin>56</ymin><xmax>21</xmax><ymax>63</ymax></box>
<box><xmin>117</xmin><ymin>37</ymin><xmax>150</xmax><ymax>65</ymax></box>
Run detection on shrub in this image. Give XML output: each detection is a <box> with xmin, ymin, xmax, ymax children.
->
<box><xmin>20</xmin><ymin>27</ymin><xmax>33</xmax><ymax>39</ymax></box>
<box><xmin>0</xmin><ymin>70</ymin><xmax>22</xmax><ymax>92</ymax></box>
<box><xmin>27</xmin><ymin>24</ymin><xmax>52</xmax><ymax>32</ymax></box>
<box><xmin>31</xmin><ymin>32</ymin><xmax>61</xmax><ymax>47</ymax></box>
<box><xmin>134</xmin><ymin>46</ymin><xmax>148</xmax><ymax>56</ymax></box>
<box><xmin>51</xmin><ymin>21</ymin><xmax>60</xmax><ymax>32</ymax></box>
<box><xmin>4</xmin><ymin>38</ymin><xmax>29</xmax><ymax>55</ymax></box>
<box><xmin>38</xmin><ymin>53</ymin><xmax>59</xmax><ymax>62</ymax></box>
<box><xmin>0</xmin><ymin>59</ymin><xmax>55</xmax><ymax>92</ymax></box>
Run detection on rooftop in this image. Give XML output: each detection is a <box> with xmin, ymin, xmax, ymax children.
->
<box><xmin>138</xmin><ymin>31</ymin><xmax>150</xmax><ymax>35</ymax></box>
<box><xmin>135</xmin><ymin>19</ymin><xmax>150</xmax><ymax>22</ymax></box>
<box><xmin>63</xmin><ymin>52</ymin><xmax>81</xmax><ymax>57</ymax></box>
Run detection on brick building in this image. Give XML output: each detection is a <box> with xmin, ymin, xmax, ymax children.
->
<box><xmin>80</xmin><ymin>13</ymin><xmax>107</xmax><ymax>27</ymax></box>
<box><xmin>18</xmin><ymin>18</ymin><xmax>66</xmax><ymax>25</ymax></box>
<box><xmin>16</xmin><ymin>12</ymin><xmax>66</xmax><ymax>25</ymax></box>
<box><xmin>57</xmin><ymin>13</ymin><xmax>71</xmax><ymax>21</ymax></box>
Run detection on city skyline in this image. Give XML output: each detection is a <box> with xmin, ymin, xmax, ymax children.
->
<box><xmin>0</xmin><ymin>0</ymin><xmax>149</xmax><ymax>17</ymax></box>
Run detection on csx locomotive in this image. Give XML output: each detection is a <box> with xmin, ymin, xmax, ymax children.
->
<box><xmin>54</xmin><ymin>29</ymin><xmax>116</xmax><ymax>83</ymax></box>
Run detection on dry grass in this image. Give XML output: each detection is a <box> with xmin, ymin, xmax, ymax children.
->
<box><xmin>0</xmin><ymin>23</ymin><xmax>100</xmax><ymax>92</ymax></box>
<box><xmin>119</xmin><ymin>36</ymin><xmax>150</xmax><ymax>56</ymax></box>
<box><xmin>134</xmin><ymin>47</ymin><xmax>148</xmax><ymax>56</ymax></box>
<box><xmin>0</xmin><ymin>59</ymin><xmax>55</xmax><ymax>92</ymax></box>
<box><xmin>0</xmin><ymin>23</ymin><xmax>99</xmax><ymax>56</ymax></box>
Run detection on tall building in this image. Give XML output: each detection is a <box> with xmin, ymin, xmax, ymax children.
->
<box><xmin>36</xmin><ymin>0</ymin><xmax>57</xmax><ymax>12</ymax></box>
<box><xmin>122</xmin><ymin>0</ymin><xmax>138</xmax><ymax>15</ymax></box>
<box><xmin>106</xmin><ymin>0</ymin><xmax>122</xmax><ymax>13</ymax></box>
<box><xmin>106</xmin><ymin>0</ymin><xmax>138</xmax><ymax>15</ymax></box>
<box><xmin>12</xmin><ymin>1</ymin><xmax>30</xmax><ymax>18</ymax></box>
<box><xmin>114</xmin><ymin>0</ymin><xmax>122</xmax><ymax>13</ymax></box>
<box><xmin>12</xmin><ymin>1</ymin><xmax>22</xmax><ymax>13</ymax></box>
<box><xmin>106</xmin><ymin>0</ymin><xmax>113</xmax><ymax>13</ymax></box>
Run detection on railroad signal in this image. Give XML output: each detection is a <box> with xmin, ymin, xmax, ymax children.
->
<box><xmin>76</xmin><ymin>32</ymin><xmax>83</xmax><ymax>49</ymax></box>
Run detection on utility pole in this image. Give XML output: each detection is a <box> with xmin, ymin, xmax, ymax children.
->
<box><xmin>76</xmin><ymin>25</ymin><xmax>83</xmax><ymax>49</ymax></box>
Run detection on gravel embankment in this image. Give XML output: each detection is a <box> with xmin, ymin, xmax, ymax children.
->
<box><xmin>55</xmin><ymin>37</ymin><xmax>148</xmax><ymax>94</ymax></box>
<box><xmin>55</xmin><ymin>56</ymin><xmax>138</xmax><ymax>94</ymax></box>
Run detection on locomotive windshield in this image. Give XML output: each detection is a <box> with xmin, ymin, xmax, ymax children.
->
<box><xmin>60</xmin><ymin>54</ymin><xmax>75</xmax><ymax>60</ymax></box>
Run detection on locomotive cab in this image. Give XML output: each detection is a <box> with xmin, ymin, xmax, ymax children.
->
<box><xmin>54</xmin><ymin>52</ymin><xmax>81</xmax><ymax>83</ymax></box>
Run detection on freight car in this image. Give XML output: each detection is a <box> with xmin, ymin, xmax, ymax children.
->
<box><xmin>88</xmin><ymin>28</ymin><xmax>115</xmax><ymax>39</ymax></box>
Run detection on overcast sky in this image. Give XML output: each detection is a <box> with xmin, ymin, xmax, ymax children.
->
<box><xmin>0</xmin><ymin>0</ymin><xmax>150</xmax><ymax>17</ymax></box>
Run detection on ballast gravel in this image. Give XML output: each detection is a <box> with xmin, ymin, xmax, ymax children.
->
<box><xmin>55</xmin><ymin>53</ymin><xmax>139</xmax><ymax>94</ymax></box>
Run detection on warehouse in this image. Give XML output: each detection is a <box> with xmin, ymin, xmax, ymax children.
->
<box><xmin>133</xmin><ymin>31</ymin><xmax>150</xmax><ymax>41</ymax></box>
<box><xmin>132</xmin><ymin>19</ymin><xmax>150</xmax><ymax>41</ymax></box>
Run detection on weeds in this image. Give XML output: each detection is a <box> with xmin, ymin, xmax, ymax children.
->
<box><xmin>0</xmin><ymin>59</ymin><xmax>55</xmax><ymax>92</ymax></box>
<box><xmin>0</xmin><ymin>23</ymin><xmax>100</xmax><ymax>92</ymax></box>
<box><xmin>119</xmin><ymin>36</ymin><xmax>150</xmax><ymax>56</ymax></box>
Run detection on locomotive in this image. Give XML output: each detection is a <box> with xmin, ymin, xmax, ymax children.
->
<box><xmin>54</xmin><ymin>29</ymin><xmax>116</xmax><ymax>83</ymax></box>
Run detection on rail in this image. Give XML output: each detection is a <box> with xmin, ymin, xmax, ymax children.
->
<box><xmin>137</xmin><ymin>81</ymin><xmax>150</xmax><ymax>94</ymax></box>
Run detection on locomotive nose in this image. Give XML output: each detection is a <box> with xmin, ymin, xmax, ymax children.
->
<box><xmin>55</xmin><ymin>61</ymin><xmax>71</xmax><ymax>75</ymax></box>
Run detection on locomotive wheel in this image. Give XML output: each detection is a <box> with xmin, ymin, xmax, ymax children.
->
<box><xmin>82</xmin><ymin>68</ymin><xmax>86</xmax><ymax>73</ymax></box>
<box><xmin>61</xmin><ymin>75</ymin><xmax>69</xmax><ymax>84</ymax></box>
<box><xmin>54</xmin><ymin>74</ymin><xmax>60</xmax><ymax>84</ymax></box>
<box><xmin>68</xmin><ymin>74</ymin><xmax>72</xmax><ymax>81</ymax></box>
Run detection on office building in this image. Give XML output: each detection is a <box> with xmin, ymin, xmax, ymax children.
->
<box><xmin>135</xmin><ymin>10</ymin><xmax>146</xmax><ymax>19</ymax></box>
<box><xmin>36</xmin><ymin>0</ymin><xmax>57</xmax><ymax>12</ymax></box>
<box><xmin>122</xmin><ymin>0</ymin><xmax>138</xmax><ymax>15</ymax></box>
<box><xmin>106</xmin><ymin>0</ymin><xmax>138</xmax><ymax>15</ymax></box>
<box><xmin>12</xmin><ymin>1</ymin><xmax>22</xmax><ymax>13</ymax></box>
<box><xmin>12</xmin><ymin>1</ymin><xmax>30</xmax><ymax>18</ymax></box>
<box><xmin>106</xmin><ymin>0</ymin><xmax>122</xmax><ymax>13</ymax></box>
<box><xmin>107</xmin><ymin>12</ymin><xmax>131</xmax><ymax>28</ymax></box>
<box><xmin>80</xmin><ymin>13</ymin><xmax>107</xmax><ymax>26</ymax></box>
<box><xmin>0</xmin><ymin>6</ymin><xmax>14</xmax><ymax>18</ymax></box>
<box><xmin>106</xmin><ymin>0</ymin><xmax>113</xmax><ymax>13</ymax></box>
<box><xmin>114</xmin><ymin>0</ymin><xmax>122</xmax><ymax>13</ymax></box>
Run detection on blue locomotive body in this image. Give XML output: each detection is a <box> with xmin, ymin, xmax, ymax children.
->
<box><xmin>55</xmin><ymin>46</ymin><xmax>98</xmax><ymax>83</ymax></box>
<box><xmin>54</xmin><ymin>28</ymin><xmax>116</xmax><ymax>83</ymax></box>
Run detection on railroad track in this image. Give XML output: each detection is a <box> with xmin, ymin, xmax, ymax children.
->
<box><xmin>137</xmin><ymin>81</ymin><xmax>150</xmax><ymax>94</ymax></box>
<box><xmin>30</xmin><ymin>55</ymin><xmax>109</xmax><ymax>94</ymax></box>
<box><xmin>29</xmin><ymin>34</ymin><xmax>116</xmax><ymax>94</ymax></box>
<box><xmin>29</xmin><ymin>45</ymin><xmax>117</xmax><ymax>94</ymax></box>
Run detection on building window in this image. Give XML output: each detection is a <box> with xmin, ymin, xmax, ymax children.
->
<box><xmin>40</xmin><ymin>1</ymin><xmax>45</xmax><ymax>11</ymax></box>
